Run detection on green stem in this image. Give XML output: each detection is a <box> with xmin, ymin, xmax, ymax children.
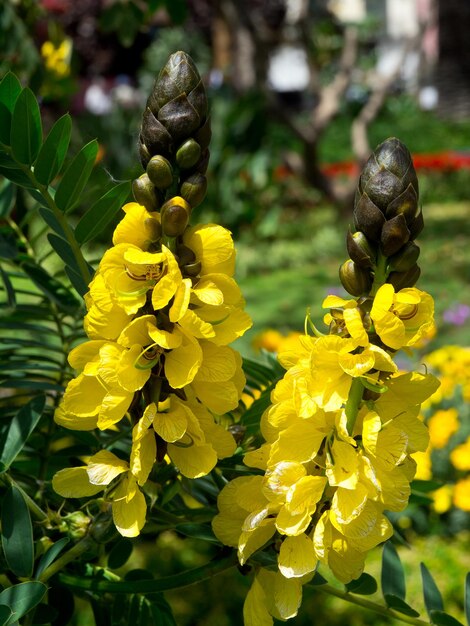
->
<box><xmin>345</xmin><ymin>377</ymin><xmax>364</xmax><ymax>435</ymax></box>
<box><xmin>370</xmin><ymin>252</ymin><xmax>388</xmax><ymax>297</ymax></box>
<box><xmin>38</xmin><ymin>536</ymin><xmax>96</xmax><ymax>583</ymax></box>
<box><xmin>314</xmin><ymin>582</ymin><xmax>429</xmax><ymax>626</ymax></box>
<box><xmin>1</xmin><ymin>144</ymin><xmax>92</xmax><ymax>289</ymax></box>
<box><xmin>56</xmin><ymin>551</ymin><xmax>238</xmax><ymax>593</ymax></box>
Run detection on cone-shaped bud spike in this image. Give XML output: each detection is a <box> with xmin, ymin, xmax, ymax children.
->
<box><xmin>408</xmin><ymin>208</ymin><xmax>424</xmax><ymax>240</ymax></box>
<box><xmin>346</xmin><ymin>231</ymin><xmax>376</xmax><ymax>268</ymax></box>
<box><xmin>147</xmin><ymin>155</ymin><xmax>173</xmax><ymax>189</ymax></box>
<box><xmin>381</xmin><ymin>213</ymin><xmax>410</xmax><ymax>256</ymax></box>
<box><xmin>161</xmin><ymin>196</ymin><xmax>191</xmax><ymax>237</ymax></box>
<box><xmin>385</xmin><ymin>183</ymin><xmax>419</xmax><ymax>223</ymax></box>
<box><xmin>339</xmin><ymin>260</ymin><xmax>373</xmax><ymax>296</ymax></box>
<box><xmin>176</xmin><ymin>138</ymin><xmax>202</xmax><ymax>170</ymax></box>
<box><xmin>132</xmin><ymin>174</ymin><xmax>161</xmax><ymax>212</ymax></box>
<box><xmin>139</xmin><ymin>51</ymin><xmax>210</xmax><ymax>168</ymax></box>
<box><xmin>144</xmin><ymin>216</ymin><xmax>162</xmax><ymax>242</ymax></box>
<box><xmin>353</xmin><ymin>195</ymin><xmax>386</xmax><ymax>242</ymax></box>
<box><xmin>176</xmin><ymin>244</ymin><xmax>196</xmax><ymax>266</ymax></box>
<box><xmin>356</xmin><ymin>138</ymin><xmax>420</xmax><ymax>229</ymax></box>
<box><xmin>180</xmin><ymin>173</ymin><xmax>207</xmax><ymax>208</ymax></box>
<box><xmin>388</xmin><ymin>264</ymin><xmax>421</xmax><ymax>290</ymax></box>
<box><xmin>388</xmin><ymin>241</ymin><xmax>420</xmax><ymax>272</ymax></box>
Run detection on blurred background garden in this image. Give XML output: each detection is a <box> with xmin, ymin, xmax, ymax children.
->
<box><xmin>1</xmin><ymin>0</ymin><xmax>470</xmax><ymax>624</ymax></box>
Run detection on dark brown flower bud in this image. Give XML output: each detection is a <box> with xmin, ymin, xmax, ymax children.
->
<box><xmin>132</xmin><ymin>174</ymin><xmax>161</xmax><ymax>212</ymax></box>
<box><xmin>381</xmin><ymin>214</ymin><xmax>410</xmax><ymax>256</ymax></box>
<box><xmin>161</xmin><ymin>196</ymin><xmax>191</xmax><ymax>237</ymax></box>
<box><xmin>346</xmin><ymin>231</ymin><xmax>376</xmax><ymax>268</ymax></box>
<box><xmin>139</xmin><ymin>51</ymin><xmax>210</xmax><ymax>168</ymax></box>
<box><xmin>180</xmin><ymin>173</ymin><xmax>207</xmax><ymax>208</ymax></box>
<box><xmin>144</xmin><ymin>216</ymin><xmax>162</xmax><ymax>242</ymax></box>
<box><xmin>183</xmin><ymin>261</ymin><xmax>202</xmax><ymax>276</ymax></box>
<box><xmin>384</xmin><ymin>183</ymin><xmax>419</xmax><ymax>224</ymax></box>
<box><xmin>408</xmin><ymin>208</ymin><xmax>424</xmax><ymax>240</ymax></box>
<box><xmin>147</xmin><ymin>155</ymin><xmax>173</xmax><ymax>189</ymax></box>
<box><xmin>176</xmin><ymin>244</ymin><xmax>196</xmax><ymax>266</ymax></box>
<box><xmin>388</xmin><ymin>241</ymin><xmax>420</xmax><ymax>272</ymax></box>
<box><xmin>176</xmin><ymin>138</ymin><xmax>202</xmax><ymax>170</ymax></box>
<box><xmin>339</xmin><ymin>260</ymin><xmax>373</xmax><ymax>297</ymax></box>
<box><xmin>388</xmin><ymin>264</ymin><xmax>421</xmax><ymax>290</ymax></box>
<box><xmin>353</xmin><ymin>194</ymin><xmax>386</xmax><ymax>242</ymax></box>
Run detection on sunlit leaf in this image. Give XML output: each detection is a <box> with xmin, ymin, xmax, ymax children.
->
<box><xmin>0</xmin><ymin>179</ymin><xmax>14</xmax><ymax>218</ymax></box>
<box><xmin>420</xmin><ymin>562</ymin><xmax>444</xmax><ymax>618</ymax></box>
<box><xmin>430</xmin><ymin>610</ymin><xmax>465</xmax><ymax>626</ymax></box>
<box><xmin>54</xmin><ymin>139</ymin><xmax>98</xmax><ymax>213</ymax></box>
<box><xmin>0</xmin><ymin>582</ymin><xmax>47</xmax><ymax>626</ymax></box>
<box><xmin>75</xmin><ymin>180</ymin><xmax>131</xmax><ymax>244</ymax></box>
<box><xmin>10</xmin><ymin>88</ymin><xmax>42</xmax><ymax>165</ymax></box>
<box><xmin>65</xmin><ymin>265</ymin><xmax>89</xmax><ymax>298</ymax></box>
<box><xmin>384</xmin><ymin>594</ymin><xmax>420</xmax><ymax>617</ymax></box>
<box><xmin>0</xmin><ymin>165</ymin><xmax>35</xmax><ymax>188</ymax></box>
<box><xmin>0</xmin><ymin>266</ymin><xmax>16</xmax><ymax>313</ymax></box>
<box><xmin>175</xmin><ymin>523</ymin><xmax>219</xmax><ymax>543</ymax></box>
<box><xmin>0</xmin><ymin>395</ymin><xmax>45</xmax><ymax>472</ymax></box>
<box><xmin>47</xmin><ymin>233</ymin><xmax>80</xmax><ymax>272</ymax></box>
<box><xmin>39</xmin><ymin>206</ymin><xmax>67</xmax><ymax>239</ymax></box>
<box><xmin>381</xmin><ymin>542</ymin><xmax>406</xmax><ymax>601</ymax></box>
<box><xmin>34</xmin><ymin>114</ymin><xmax>72</xmax><ymax>185</ymax></box>
<box><xmin>1</xmin><ymin>486</ymin><xmax>34</xmax><ymax>577</ymax></box>
<box><xmin>346</xmin><ymin>572</ymin><xmax>378</xmax><ymax>595</ymax></box>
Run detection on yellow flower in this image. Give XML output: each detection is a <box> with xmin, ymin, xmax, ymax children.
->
<box><xmin>322</xmin><ymin>294</ymin><xmax>369</xmax><ymax>346</ymax></box>
<box><xmin>432</xmin><ymin>485</ymin><xmax>453</xmax><ymax>514</ymax></box>
<box><xmin>112</xmin><ymin>202</ymin><xmax>161</xmax><ymax>249</ymax></box>
<box><xmin>450</xmin><ymin>436</ymin><xmax>470</xmax><ymax>470</ymax></box>
<box><xmin>411</xmin><ymin>448</ymin><xmax>432</xmax><ymax>481</ymax></box>
<box><xmin>243</xmin><ymin>568</ymin><xmax>303</xmax><ymax>626</ymax></box>
<box><xmin>428</xmin><ymin>408</ymin><xmax>459</xmax><ymax>449</ymax></box>
<box><xmin>370</xmin><ymin>284</ymin><xmax>434</xmax><ymax>350</ymax></box>
<box><xmin>53</xmin><ymin>449</ymin><xmax>151</xmax><ymax>537</ymax></box>
<box><xmin>453</xmin><ymin>477</ymin><xmax>470</xmax><ymax>511</ymax></box>
<box><xmin>84</xmin><ymin>273</ymin><xmax>133</xmax><ymax>340</ymax></box>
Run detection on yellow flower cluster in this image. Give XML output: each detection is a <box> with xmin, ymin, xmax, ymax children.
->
<box><xmin>53</xmin><ymin>201</ymin><xmax>251</xmax><ymax>536</ymax></box>
<box><xmin>413</xmin><ymin>345</ymin><xmax>470</xmax><ymax>514</ymax></box>
<box><xmin>41</xmin><ymin>39</ymin><xmax>72</xmax><ymax>78</ymax></box>
<box><xmin>212</xmin><ymin>284</ymin><xmax>438</xmax><ymax>625</ymax></box>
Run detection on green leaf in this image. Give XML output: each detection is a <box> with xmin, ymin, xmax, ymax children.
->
<box><xmin>0</xmin><ymin>179</ymin><xmax>14</xmax><ymax>218</ymax></box>
<box><xmin>0</xmin><ymin>165</ymin><xmax>35</xmax><ymax>188</ymax></box>
<box><xmin>0</xmin><ymin>395</ymin><xmax>45</xmax><ymax>472</ymax></box>
<box><xmin>381</xmin><ymin>542</ymin><xmax>406</xmax><ymax>601</ymax></box>
<box><xmin>430</xmin><ymin>610</ymin><xmax>465</xmax><ymax>626</ymax></box>
<box><xmin>64</xmin><ymin>265</ymin><xmax>89</xmax><ymax>298</ymax></box>
<box><xmin>0</xmin><ymin>582</ymin><xmax>47</xmax><ymax>626</ymax></box>
<box><xmin>0</xmin><ymin>605</ymin><xmax>12</xmax><ymax>626</ymax></box>
<box><xmin>35</xmin><ymin>537</ymin><xmax>70</xmax><ymax>578</ymax></box>
<box><xmin>148</xmin><ymin>594</ymin><xmax>177</xmax><ymax>626</ymax></box>
<box><xmin>346</xmin><ymin>573</ymin><xmax>378</xmax><ymax>595</ymax></box>
<box><xmin>21</xmin><ymin>262</ymin><xmax>80</xmax><ymax>312</ymax></box>
<box><xmin>75</xmin><ymin>180</ymin><xmax>130</xmax><ymax>244</ymax></box>
<box><xmin>1</xmin><ymin>486</ymin><xmax>34</xmax><ymax>577</ymax></box>
<box><xmin>54</xmin><ymin>139</ymin><xmax>98</xmax><ymax>213</ymax></box>
<box><xmin>38</xmin><ymin>206</ymin><xmax>67</xmax><ymax>239</ymax></box>
<box><xmin>420</xmin><ymin>562</ymin><xmax>444</xmax><ymax>618</ymax></box>
<box><xmin>384</xmin><ymin>594</ymin><xmax>420</xmax><ymax>617</ymax></box>
<box><xmin>0</xmin><ymin>266</ymin><xmax>16</xmax><ymax>313</ymax></box>
<box><xmin>175</xmin><ymin>523</ymin><xmax>219</xmax><ymax>543</ymax></box>
<box><xmin>465</xmin><ymin>572</ymin><xmax>470</xmax><ymax>626</ymax></box>
<box><xmin>34</xmin><ymin>114</ymin><xmax>72</xmax><ymax>185</ymax></box>
<box><xmin>10</xmin><ymin>88</ymin><xmax>43</xmax><ymax>165</ymax></box>
<box><xmin>108</xmin><ymin>538</ymin><xmax>133</xmax><ymax>570</ymax></box>
<box><xmin>0</xmin><ymin>72</ymin><xmax>22</xmax><ymax>145</ymax></box>
<box><xmin>47</xmin><ymin>233</ymin><xmax>80</xmax><ymax>271</ymax></box>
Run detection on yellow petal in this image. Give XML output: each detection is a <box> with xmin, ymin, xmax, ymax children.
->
<box><xmin>98</xmin><ymin>389</ymin><xmax>133</xmax><ymax>429</ymax></box>
<box><xmin>54</xmin><ymin>405</ymin><xmax>98</xmax><ymax>431</ymax></box>
<box><xmin>164</xmin><ymin>332</ymin><xmax>202</xmax><ymax>388</ymax></box>
<box><xmin>238</xmin><ymin>521</ymin><xmax>276</xmax><ymax>564</ymax></box>
<box><xmin>62</xmin><ymin>374</ymin><xmax>103</xmax><ymax>417</ymax></box>
<box><xmin>168</xmin><ymin>442</ymin><xmax>217</xmax><ymax>478</ymax></box>
<box><xmin>191</xmin><ymin>379</ymin><xmax>240</xmax><ymax>414</ymax></box>
<box><xmin>170</xmin><ymin>278</ymin><xmax>192</xmax><ymax>322</ymax></box>
<box><xmin>192</xmin><ymin>276</ymin><xmax>224</xmax><ymax>306</ymax></box>
<box><xmin>183</xmin><ymin>224</ymin><xmax>235</xmax><ymax>275</ymax></box>
<box><xmin>112</xmin><ymin>477</ymin><xmax>147</xmax><ymax>537</ymax></box>
<box><xmin>130</xmin><ymin>428</ymin><xmax>156</xmax><ymax>485</ymax></box>
<box><xmin>52</xmin><ymin>467</ymin><xmax>103</xmax><ymax>497</ymax></box>
<box><xmin>152</xmin><ymin>400</ymin><xmax>188</xmax><ymax>442</ymax></box>
<box><xmin>331</xmin><ymin>483</ymin><xmax>369</xmax><ymax>525</ymax></box>
<box><xmin>177</xmin><ymin>309</ymin><xmax>216</xmax><ymax>339</ymax></box>
<box><xmin>117</xmin><ymin>315</ymin><xmax>155</xmax><ymax>347</ymax></box>
<box><xmin>278</xmin><ymin>534</ymin><xmax>318</xmax><ymax>578</ymax></box>
<box><xmin>68</xmin><ymin>341</ymin><xmax>105</xmax><ymax>371</ymax></box>
<box><xmin>86</xmin><ymin>450</ymin><xmax>128</xmax><ymax>485</ymax></box>
<box><xmin>194</xmin><ymin>342</ymin><xmax>237</xmax><ymax>382</ymax></box>
<box><xmin>243</xmin><ymin>572</ymin><xmax>273</xmax><ymax>626</ymax></box>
